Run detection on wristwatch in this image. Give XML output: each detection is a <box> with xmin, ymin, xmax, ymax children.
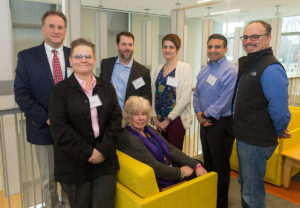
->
<box><xmin>180</xmin><ymin>169</ymin><xmax>186</xmax><ymax>179</ymax></box>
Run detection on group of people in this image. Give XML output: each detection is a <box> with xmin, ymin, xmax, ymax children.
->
<box><xmin>13</xmin><ymin>8</ymin><xmax>291</xmax><ymax>208</ymax></box>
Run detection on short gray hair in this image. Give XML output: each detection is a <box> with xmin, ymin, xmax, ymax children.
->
<box><xmin>122</xmin><ymin>96</ymin><xmax>152</xmax><ymax>128</ymax></box>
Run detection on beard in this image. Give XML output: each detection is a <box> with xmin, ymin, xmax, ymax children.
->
<box><xmin>118</xmin><ymin>49</ymin><xmax>133</xmax><ymax>61</ymax></box>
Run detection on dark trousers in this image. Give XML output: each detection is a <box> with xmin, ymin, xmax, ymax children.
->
<box><xmin>61</xmin><ymin>173</ymin><xmax>117</xmax><ymax>208</ymax></box>
<box><xmin>200</xmin><ymin>116</ymin><xmax>234</xmax><ymax>208</ymax></box>
<box><xmin>161</xmin><ymin>117</ymin><xmax>186</xmax><ymax>150</ymax></box>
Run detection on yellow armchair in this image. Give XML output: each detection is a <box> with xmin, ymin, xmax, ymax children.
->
<box><xmin>230</xmin><ymin>106</ymin><xmax>300</xmax><ymax>186</ymax></box>
<box><xmin>115</xmin><ymin>150</ymin><xmax>218</xmax><ymax>208</ymax></box>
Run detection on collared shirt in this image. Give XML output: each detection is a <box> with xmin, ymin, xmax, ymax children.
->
<box><xmin>75</xmin><ymin>74</ymin><xmax>100</xmax><ymax>138</ymax></box>
<box><xmin>193</xmin><ymin>57</ymin><xmax>237</xmax><ymax>120</ymax></box>
<box><xmin>44</xmin><ymin>42</ymin><xmax>66</xmax><ymax>79</ymax></box>
<box><xmin>111</xmin><ymin>57</ymin><xmax>133</xmax><ymax>110</ymax></box>
<box><xmin>233</xmin><ymin>63</ymin><xmax>290</xmax><ymax>135</ymax></box>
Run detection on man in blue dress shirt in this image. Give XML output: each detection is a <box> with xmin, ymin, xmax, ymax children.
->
<box><xmin>100</xmin><ymin>31</ymin><xmax>152</xmax><ymax>110</ymax></box>
<box><xmin>233</xmin><ymin>20</ymin><xmax>291</xmax><ymax>208</ymax></box>
<box><xmin>193</xmin><ymin>34</ymin><xmax>237</xmax><ymax>208</ymax></box>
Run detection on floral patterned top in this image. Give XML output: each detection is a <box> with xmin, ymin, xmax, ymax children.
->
<box><xmin>155</xmin><ymin>67</ymin><xmax>176</xmax><ymax>122</ymax></box>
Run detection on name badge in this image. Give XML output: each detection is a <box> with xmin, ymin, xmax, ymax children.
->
<box><xmin>206</xmin><ymin>74</ymin><xmax>217</xmax><ymax>86</ymax></box>
<box><xmin>166</xmin><ymin>77</ymin><xmax>179</xmax><ymax>88</ymax></box>
<box><xmin>67</xmin><ymin>67</ymin><xmax>73</xmax><ymax>78</ymax></box>
<box><xmin>89</xmin><ymin>95</ymin><xmax>102</xmax><ymax>108</ymax></box>
<box><xmin>132</xmin><ymin>77</ymin><xmax>145</xmax><ymax>90</ymax></box>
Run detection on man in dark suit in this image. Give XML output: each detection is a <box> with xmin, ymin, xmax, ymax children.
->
<box><xmin>14</xmin><ymin>10</ymin><xmax>70</xmax><ymax>208</ymax></box>
<box><xmin>100</xmin><ymin>31</ymin><xmax>152</xmax><ymax>110</ymax></box>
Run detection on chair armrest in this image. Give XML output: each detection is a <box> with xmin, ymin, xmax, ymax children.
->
<box><xmin>116</xmin><ymin>150</ymin><xmax>160</xmax><ymax>198</ymax></box>
<box><xmin>140</xmin><ymin>172</ymin><xmax>218</xmax><ymax>208</ymax></box>
<box><xmin>280</xmin><ymin>127</ymin><xmax>300</xmax><ymax>151</ymax></box>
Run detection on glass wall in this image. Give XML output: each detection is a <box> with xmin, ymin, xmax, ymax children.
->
<box><xmin>184</xmin><ymin>19</ymin><xmax>202</xmax><ymax>85</ymax></box>
<box><xmin>158</xmin><ymin>16</ymin><xmax>171</xmax><ymax>66</ymax></box>
<box><xmin>222</xmin><ymin>22</ymin><xmax>244</xmax><ymax>61</ymax></box>
<box><xmin>279</xmin><ymin>16</ymin><xmax>300</xmax><ymax>77</ymax></box>
<box><xmin>81</xmin><ymin>7</ymin><xmax>128</xmax><ymax>74</ymax></box>
<box><xmin>11</xmin><ymin>0</ymin><xmax>55</xmax><ymax>68</ymax></box>
<box><xmin>131</xmin><ymin>13</ymin><xmax>160</xmax><ymax>70</ymax></box>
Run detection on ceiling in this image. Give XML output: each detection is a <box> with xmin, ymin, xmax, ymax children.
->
<box><xmin>26</xmin><ymin>0</ymin><xmax>300</xmax><ymax>22</ymax></box>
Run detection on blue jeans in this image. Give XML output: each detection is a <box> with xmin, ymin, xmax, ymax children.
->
<box><xmin>236</xmin><ymin>139</ymin><xmax>277</xmax><ymax>208</ymax></box>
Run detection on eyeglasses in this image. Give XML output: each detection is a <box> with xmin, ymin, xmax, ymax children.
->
<box><xmin>240</xmin><ymin>34</ymin><xmax>269</xmax><ymax>42</ymax></box>
<box><xmin>72</xmin><ymin>54</ymin><xmax>93</xmax><ymax>60</ymax></box>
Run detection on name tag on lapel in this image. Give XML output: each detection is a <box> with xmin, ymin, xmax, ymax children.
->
<box><xmin>89</xmin><ymin>95</ymin><xmax>102</xmax><ymax>108</ymax></box>
<box><xmin>132</xmin><ymin>77</ymin><xmax>145</xmax><ymax>90</ymax></box>
<box><xmin>166</xmin><ymin>77</ymin><xmax>178</xmax><ymax>87</ymax></box>
<box><xmin>206</xmin><ymin>74</ymin><xmax>217</xmax><ymax>86</ymax></box>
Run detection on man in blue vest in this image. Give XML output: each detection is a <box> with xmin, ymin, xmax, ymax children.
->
<box><xmin>233</xmin><ymin>20</ymin><xmax>291</xmax><ymax>208</ymax></box>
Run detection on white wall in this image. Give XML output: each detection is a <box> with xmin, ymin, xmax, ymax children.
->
<box><xmin>81</xmin><ymin>8</ymin><xmax>96</xmax><ymax>44</ymax></box>
<box><xmin>184</xmin><ymin>19</ymin><xmax>203</xmax><ymax>86</ymax></box>
<box><xmin>131</xmin><ymin>14</ymin><xmax>159</xmax><ymax>72</ymax></box>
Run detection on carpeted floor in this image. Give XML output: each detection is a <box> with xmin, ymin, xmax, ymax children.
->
<box><xmin>229</xmin><ymin>171</ymin><xmax>300</xmax><ymax>208</ymax></box>
<box><xmin>194</xmin><ymin>155</ymin><xmax>300</xmax><ymax>207</ymax></box>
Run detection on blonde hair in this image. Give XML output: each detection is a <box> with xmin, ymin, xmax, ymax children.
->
<box><xmin>122</xmin><ymin>96</ymin><xmax>152</xmax><ymax>127</ymax></box>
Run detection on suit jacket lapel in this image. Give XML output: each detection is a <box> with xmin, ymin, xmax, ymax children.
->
<box><xmin>94</xmin><ymin>79</ymin><xmax>105</xmax><ymax>129</ymax></box>
<box><xmin>63</xmin><ymin>46</ymin><xmax>71</xmax><ymax>79</ymax></box>
<box><xmin>125</xmin><ymin>60</ymin><xmax>138</xmax><ymax>99</ymax></box>
<box><xmin>107</xmin><ymin>57</ymin><xmax>118</xmax><ymax>80</ymax></box>
<box><xmin>38</xmin><ymin>43</ymin><xmax>54</xmax><ymax>85</ymax></box>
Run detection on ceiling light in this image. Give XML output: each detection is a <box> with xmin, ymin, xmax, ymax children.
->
<box><xmin>210</xmin><ymin>9</ymin><xmax>240</xmax><ymax>15</ymax></box>
<box><xmin>196</xmin><ymin>0</ymin><xmax>212</xmax><ymax>4</ymax></box>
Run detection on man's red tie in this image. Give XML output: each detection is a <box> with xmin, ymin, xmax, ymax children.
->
<box><xmin>52</xmin><ymin>49</ymin><xmax>63</xmax><ymax>84</ymax></box>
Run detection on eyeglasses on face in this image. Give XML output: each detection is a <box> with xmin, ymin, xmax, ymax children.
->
<box><xmin>240</xmin><ymin>34</ymin><xmax>269</xmax><ymax>42</ymax></box>
<box><xmin>72</xmin><ymin>54</ymin><xmax>93</xmax><ymax>60</ymax></box>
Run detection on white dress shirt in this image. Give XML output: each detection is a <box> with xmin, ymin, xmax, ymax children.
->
<box><xmin>44</xmin><ymin>42</ymin><xmax>66</xmax><ymax>79</ymax></box>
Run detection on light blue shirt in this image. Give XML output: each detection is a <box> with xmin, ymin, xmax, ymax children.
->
<box><xmin>193</xmin><ymin>57</ymin><xmax>237</xmax><ymax>120</ymax></box>
<box><xmin>111</xmin><ymin>57</ymin><xmax>133</xmax><ymax>110</ymax></box>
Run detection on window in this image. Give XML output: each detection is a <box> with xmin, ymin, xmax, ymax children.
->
<box><xmin>222</xmin><ymin>22</ymin><xmax>244</xmax><ymax>61</ymax></box>
<box><xmin>279</xmin><ymin>16</ymin><xmax>300</xmax><ymax>77</ymax></box>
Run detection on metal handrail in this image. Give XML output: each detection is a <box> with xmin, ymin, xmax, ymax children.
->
<box><xmin>0</xmin><ymin>107</ymin><xmax>42</xmax><ymax>208</ymax></box>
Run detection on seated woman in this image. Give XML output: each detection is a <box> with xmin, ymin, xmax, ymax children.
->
<box><xmin>117</xmin><ymin>96</ymin><xmax>207</xmax><ymax>189</ymax></box>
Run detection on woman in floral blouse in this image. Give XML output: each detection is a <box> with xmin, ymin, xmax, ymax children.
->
<box><xmin>152</xmin><ymin>34</ymin><xmax>193</xmax><ymax>150</ymax></box>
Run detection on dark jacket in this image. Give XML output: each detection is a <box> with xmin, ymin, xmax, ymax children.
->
<box><xmin>49</xmin><ymin>74</ymin><xmax>122</xmax><ymax>183</ymax></box>
<box><xmin>233</xmin><ymin>48</ymin><xmax>283</xmax><ymax>146</ymax></box>
<box><xmin>100</xmin><ymin>57</ymin><xmax>152</xmax><ymax>104</ymax></box>
<box><xmin>117</xmin><ymin>127</ymin><xmax>198</xmax><ymax>181</ymax></box>
<box><xmin>14</xmin><ymin>43</ymin><xmax>70</xmax><ymax>145</ymax></box>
